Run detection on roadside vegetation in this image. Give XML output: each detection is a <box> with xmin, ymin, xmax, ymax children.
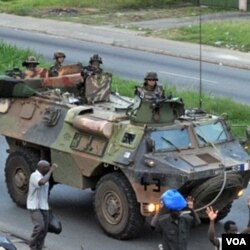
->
<box><xmin>0</xmin><ymin>0</ymin><xmax>226</xmax><ymax>25</ymax></box>
<box><xmin>1</xmin><ymin>1</ymin><xmax>247</xmax><ymax>52</ymax></box>
<box><xmin>1</xmin><ymin>41</ymin><xmax>249</xmax><ymax>139</ymax></box>
<box><xmin>145</xmin><ymin>20</ymin><xmax>250</xmax><ymax>52</ymax></box>
<box><xmin>0</xmin><ymin>41</ymin><xmax>48</xmax><ymax>71</ymax></box>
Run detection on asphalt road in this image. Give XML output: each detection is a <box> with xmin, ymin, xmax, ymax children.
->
<box><xmin>1</xmin><ymin>28</ymin><xmax>250</xmax><ymax>105</ymax></box>
<box><xmin>0</xmin><ymin>134</ymin><xmax>249</xmax><ymax>250</ymax></box>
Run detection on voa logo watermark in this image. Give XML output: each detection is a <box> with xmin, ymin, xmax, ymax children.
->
<box><xmin>222</xmin><ymin>235</ymin><xmax>250</xmax><ymax>249</ymax></box>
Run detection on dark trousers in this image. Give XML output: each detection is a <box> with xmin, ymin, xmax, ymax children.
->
<box><xmin>29</xmin><ymin>209</ymin><xmax>49</xmax><ymax>250</ymax></box>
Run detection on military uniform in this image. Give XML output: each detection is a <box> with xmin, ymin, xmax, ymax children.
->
<box><xmin>135</xmin><ymin>85</ymin><xmax>165</xmax><ymax>100</ymax></box>
<box><xmin>48</xmin><ymin>51</ymin><xmax>66</xmax><ymax>77</ymax></box>
<box><xmin>22</xmin><ymin>56</ymin><xmax>40</xmax><ymax>79</ymax></box>
<box><xmin>48</xmin><ymin>62</ymin><xmax>62</xmax><ymax>77</ymax></box>
<box><xmin>82</xmin><ymin>54</ymin><xmax>103</xmax><ymax>76</ymax></box>
<box><xmin>135</xmin><ymin>72</ymin><xmax>165</xmax><ymax>100</ymax></box>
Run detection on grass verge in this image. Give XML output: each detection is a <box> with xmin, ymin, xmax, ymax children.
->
<box><xmin>1</xmin><ymin>41</ymin><xmax>250</xmax><ymax>139</ymax></box>
<box><xmin>0</xmin><ymin>0</ymin><xmax>225</xmax><ymax>25</ymax></box>
<box><xmin>0</xmin><ymin>41</ymin><xmax>48</xmax><ymax>71</ymax></box>
<box><xmin>148</xmin><ymin>20</ymin><xmax>250</xmax><ymax>52</ymax></box>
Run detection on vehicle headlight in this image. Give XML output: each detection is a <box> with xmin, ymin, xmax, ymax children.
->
<box><xmin>237</xmin><ymin>189</ymin><xmax>244</xmax><ymax>197</ymax></box>
<box><xmin>147</xmin><ymin>203</ymin><xmax>160</xmax><ymax>213</ymax></box>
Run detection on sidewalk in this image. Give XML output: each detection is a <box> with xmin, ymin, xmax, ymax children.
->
<box><xmin>0</xmin><ymin>13</ymin><xmax>250</xmax><ymax>70</ymax></box>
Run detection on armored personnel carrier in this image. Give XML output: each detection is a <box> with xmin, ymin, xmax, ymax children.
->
<box><xmin>0</xmin><ymin>71</ymin><xmax>250</xmax><ymax>239</ymax></box>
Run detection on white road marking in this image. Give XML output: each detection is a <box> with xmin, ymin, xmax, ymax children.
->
<box><xmin>159</xmin><ymin>70</ymin><xmax>217</xmax><ymax>84</ymax></box>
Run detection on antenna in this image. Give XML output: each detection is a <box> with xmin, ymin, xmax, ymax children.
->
<box><xmin>199</xmin><ymin>1</ymin><xmax>202</xmax><ymax>110</ymax></box>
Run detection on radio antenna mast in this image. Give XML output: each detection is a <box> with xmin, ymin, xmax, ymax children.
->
<box><xmin>199</xmin><ymin>1</ymin><xmax>203</xmax><ymax>109</ymax></box>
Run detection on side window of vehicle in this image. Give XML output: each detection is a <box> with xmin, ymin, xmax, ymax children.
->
<box><xmin>122</xmin><ymin>132</ymin><xmax>135</xmax><ymax>145</ymax></box>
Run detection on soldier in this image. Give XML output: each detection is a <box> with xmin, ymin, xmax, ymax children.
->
<box><xmin>48</xmin><ymin>51</ymin><xmax>66</xmax><ymax>77</ymax></box>
<box><xmin>82</xmin><ymin>54</ymin><xmax>103</xmax><ymax>76</ymax></box>
<box><xmin>135</xmin><ymin>72</ymin><xmax>165</xmax><ymax>100</ymax></box>
<box><xmin>151</xmin><ymin>189</ymin><xmax>200</xmax><ymax>250</ymax></box>
<box><xmin>22</xmin><ymin>56</ymin><xmax>40</xmax><ymax>78</ymax></box>
<box><xmin>206</xmin><ymin>197</ymin><xmax>250</xmax><ymax>250</ymax></box>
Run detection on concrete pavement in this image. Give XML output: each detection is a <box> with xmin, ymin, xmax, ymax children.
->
<box><xmin>0</xmin><ymin>13</ymin><xmax>250</xmax><ymax>69</ymax></box>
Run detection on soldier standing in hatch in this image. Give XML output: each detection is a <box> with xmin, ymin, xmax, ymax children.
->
<box><xmin>135</xmin><ymin>72</ymin><xmax>165</xmax><ymax>100</ymax></box>
<box><xmin>27</xmin><ymin>160</ymin><xmax>57</xmax><ymax>250</ymax></box>
<box><xmin>48</xmin><ymin>51</ymin><xmax>66</xmax><ymax>77</ymax></box>
<box><xmin>82</xmin><ymin>54</ymin><xmax>103</xmax><ymax>76</ymax></box>
<box><xmin>22</xmin><ymin>56</ymin><xmax>40</xmax><ymax>78</ymax></box>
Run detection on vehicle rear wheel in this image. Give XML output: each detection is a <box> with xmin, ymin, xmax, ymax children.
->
<box><xmin>5</xmin><ymin>149</ymin><xmax>39</xmax><ymax>207</ymax></box>
<box><xmin>94</xmin><ymin>172</ymin><xmax>145</xmax><ymax>239</ymax></box>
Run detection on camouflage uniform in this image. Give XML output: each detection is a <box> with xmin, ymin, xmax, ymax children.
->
<box><xmin>135</xmin><ymin>72</ymin><xmax>165</xmax><ymax>100</ymax></box>
<box><xmin>22</xmin><ymin>56</ymin><xmax>40</xmax><ymax>78</ymax></box>
<box><xmin>82</xmin><ymin>54</ymin><xmax>103</xmax><ymax>76</ymax></box>
<box><xmin>48</xmin><ymin>51</ymin><xmax>66</xmax><ymax>77</ymax></box>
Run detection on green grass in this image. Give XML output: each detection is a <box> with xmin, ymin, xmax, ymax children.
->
<box><xmin>0</xmin><ymin>41</ymin><xmax>48</xmax><ymax>72</ymax></box>
<box><xmin>1</xmin><ymin>41</ymin><xmax>250</xmax><ymax>139</ymax></box>
<box><xmin>0</xmin><ymin>0</ymin><xmax>197</xmax><ymax>12</ymax></box>
<box><xmin>0</xmin><ymin>0</ymin><xmax>224</xmax><ymax>25</ymax></box>
<box><xmin>150</xmin><ymin>20</ymin><xmax>250</xmax><ymax>52</ymax></box>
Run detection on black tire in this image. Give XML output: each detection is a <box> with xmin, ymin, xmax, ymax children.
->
<box><xmin>94</xmin><ymin>172</ymin><xmax>145</xmax><ymax>240</ymax></box>
<box><xmin>5</xmin><ymin>149</ymin><xmax>40</xmax><ymax>207</ymax></box>
<box><xmin>215</xmin><ymin>203</ymin><xmax>232</xmax><ymax>221</ymax></box>
<box><xmin>190</xmin><ymin>173</ymin><xmax>240</xmax><ymax>221</ymax></box>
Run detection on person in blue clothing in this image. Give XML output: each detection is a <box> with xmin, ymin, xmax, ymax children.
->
<box><xmin>151</xmin><ymin>189</ymin><xmax>201</xmax><ymax>250</ymax></box>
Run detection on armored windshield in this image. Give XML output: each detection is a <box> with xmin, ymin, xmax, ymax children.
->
<box><xmin>194</xmin><ymin>120</ymin><xmax>227</xmax><ymax>146</ymax></box>
<box><xmin>150</xmin><ymin>127</ymin><xmax>191</xmax><ymax>151</ymax></box>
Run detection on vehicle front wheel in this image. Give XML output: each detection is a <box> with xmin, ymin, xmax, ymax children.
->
<box><xmin>5</xmin><ymin>149</ymin><xmax>39</xmax><ymax>207</ymax></box>
<box><xmin>94</xmin><ymin>172</ymin><xmax>145</xmax><ymax>239</ymax></box>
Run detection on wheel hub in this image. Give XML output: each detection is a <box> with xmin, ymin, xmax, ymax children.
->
<box><xmin>103</xmin><ymin>192</ymin><xmax>123</xmax><ymax>225</ymax></box>
<box><xmin>107</xmin><ymin>199</ymin><xmax>119</xmax><ymax>216</ymax></box>
<box><xmin>14</xmin><ymin>169</ymin><xmax>27</xmax><ymax>189</ymax></box>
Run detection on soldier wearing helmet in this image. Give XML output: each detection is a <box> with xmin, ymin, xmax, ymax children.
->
<box><xmin>48</xmin><ymin>51</ymin><xmax>66</xmax><ymax>77</ymax></box>
<box><xmin>82</xmin><ymin>54</ymin><xmax>103</xmax><ymax>76</ymax></box>
<box><xmin>22</xmin><ymin>56</ymin><xmax>40</xmax><ymax>78</ymax></box>
<box><xmin>135</xmin><ymin>72</ymin><xmax>165</xmax><ymax>100</ymax></box>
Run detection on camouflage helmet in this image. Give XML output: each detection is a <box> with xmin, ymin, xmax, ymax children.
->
<box><xmin>54</xmin><ymin>51</ymin><xmax>66</xmax><ymax>59</ymax></box>
<box><xmin>22</xmin><ymin>56</ymin><xmax>39</xmax><ymax>67</ymax></box>
<box><xmin>144</xmin><ymin>72</ymin><xmax>158</xmax><ymax>81</ymax></box>
<box><xmin>89</xmin><ymin>54</ymin><xmax>102</xmax><ymax>64</ymax></box>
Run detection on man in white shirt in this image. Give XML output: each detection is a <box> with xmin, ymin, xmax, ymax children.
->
<box><xmin>27</xmin><ymin>160</ymin><xmax>57</xmax><ymax>250</ymax></box>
